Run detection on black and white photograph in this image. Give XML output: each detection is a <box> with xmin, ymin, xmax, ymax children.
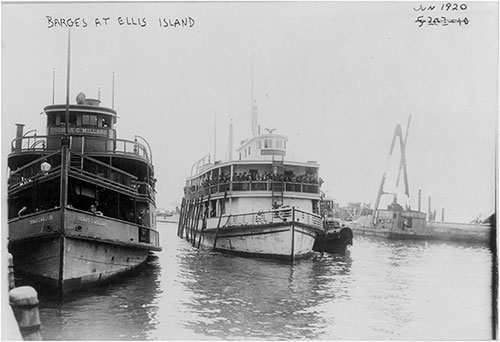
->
<box><xmin>1</xmin><ymin>1</ymin><xmax>497</xmax><ymax>340</ymax></box>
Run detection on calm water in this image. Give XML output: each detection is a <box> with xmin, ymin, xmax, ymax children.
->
<box><xmin>37</xmin><ymin>222</ymin><xmax>495</xmax><ymax>340</ymax></box>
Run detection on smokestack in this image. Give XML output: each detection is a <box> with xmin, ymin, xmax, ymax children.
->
<box><xmin>228</xmin><ymin>119</ymin><xmax>234</xmax><ymax>161</ymax></box>
<box><xmin>15</xmin><ymin>124</ymin><xmax>25</xmax><ymax>150</ymax></box>
<box><xmin>252</xmin><ymin>100</ymin><xmax>258</xmax><ymax>136</ymax></box>
<box><xmin>441</xmin><ymin>208</ymin><xmax>445</xmax><ymax>222</ymax></box>
<box><xmin>428</xmin><ymin>196</ymin><xmax>432</xmax><ymax>222</ymax></box>
<box><xmin>418</xmin><ymin>189</ymin><xmax>421</xmax><ymax>212</ymax></box>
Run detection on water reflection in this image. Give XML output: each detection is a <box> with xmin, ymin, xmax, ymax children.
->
<box><xmin>36</xmin><ymin>224</ymin><xmax>493</xmax><ymax>340</ymax></box>
<box><xmin>39</xmin><ymin>256</ymin><xmax>162</xmax><ymax>341</ymax></box>
<box><xmin>174</xmin><ymin>248</ymin><xmax>353</xmax><ymax>340</ymax></box>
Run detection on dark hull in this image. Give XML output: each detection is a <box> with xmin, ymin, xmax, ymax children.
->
<box><xmin>9</xmin><ymin>235</ymin><xmax>151</xmax><ymax>295</ymax></box>
<box><xmin>8</xmin><ymin>208</ymin><xmax>160</xmax><ymax>294</ymax></box>
<box><xmin>313</xmin><ymin>227</ymin><xmax>353</xmax><ymax>255</ymax></box>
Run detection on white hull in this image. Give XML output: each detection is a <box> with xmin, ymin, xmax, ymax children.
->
<box><xmin>180</xmin><ymin>207</ymin><xmax>323</xmax><ymax>260</ymax></box>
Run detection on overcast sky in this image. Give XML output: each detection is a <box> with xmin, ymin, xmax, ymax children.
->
<box><xmin>1</xmin><ymin>1</ymin><xmax>497</xmax><ymax>223</ymax></box>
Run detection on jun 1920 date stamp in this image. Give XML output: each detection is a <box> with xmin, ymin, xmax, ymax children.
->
<box><xmin>413</xmin><ymin>3</ymin><xmax>469</xmax><ymax>28</ymax></box>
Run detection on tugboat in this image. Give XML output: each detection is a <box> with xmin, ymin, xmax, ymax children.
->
<box><xmin>312</xmin><ymin>198</ymin><xmax>353</xmax><ymax>256</ymax></box>
<box><xmin>177</xmin><ymin>102</ymin><xmax>324</xmax><ymax>261</ymax></box>
<box><xmin>7</xmin><ymin>91</ymin><xmax>161</xmax><ymax>294</ymax></box>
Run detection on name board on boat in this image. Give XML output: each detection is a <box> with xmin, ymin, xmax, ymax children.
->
<box><xmin>260</xmin><ymin>149</ymin><xmax>285</xmax><ymax>156</ymax></box>
<box><xmin>49</xmin><ymin>127</ymin><xmax>108</xmax><ymax>137</ymax></box>
<box><xmin>76</xmin><ymin>215</ymin><xmax>107</xmax><ymax>227</ymax></box>
<box><xmin>401</xmin><ymin>211</ymin><xmax>426</xmax><ymax>219</ymax></box>
<box><xmin>28</xmin><ymin>214</ymin><xmax>54</xmax><ymax>225</ymax></box>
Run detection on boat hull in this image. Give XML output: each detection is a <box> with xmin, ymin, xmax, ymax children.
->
<box><xmin>313</xmin><ymin>227</ymin><xmax>353</xmax><ymax>255</ymax></box>
<box><xmin>351</xmin><ymin>223</ymin><xmax>492</xmax><ymax>245</ymax></box>
<box><xmin>199</xmin><ymin>222</ymin><xmax>320</xmax><ymax>260</ymax></box>
<box><xmin>350</xmin><ymin>213</ymin><xmax>493</xmax><ymax>245</ymax></box>
<box><xmin>9</xmin><ymin>236</ymin><xmax>150</xmax><ymax>294</ymax></box>
<box><xmin>8</xmin><ymin>208</ymin><xmax>160</xmax><ymax>294</ymax></box>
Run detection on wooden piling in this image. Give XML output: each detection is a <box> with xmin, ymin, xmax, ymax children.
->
<box><xmin>8</xmin><ymin>253</ymin><xmax>15</xmax><ymax>291</ymax></box>
<box><xmin>9</xmin><ymin>286</ymin><xmax>42</xmax><ymax>341</ymax></box>
<box><xmin>290</xmin><ymin>207</ymin><xmax>295</xmax><ymax>263</ymax></box>
<box><xmin>177</xmin><ymin>197</ymin><xmax>186</xmax><ymax>237</ymax></box>
<box><xmin>185</xmin><ymin>198</ymin><xmax>194</xmax><ymax>242</ymax></box>
<box><xmin>213</xmin><ymin>192</ymin><xmax>228</xmax><ymax>251</ymax></box>
<box><xmin>197</xmin><ymin>195</ymin><xmax>210</xmax><ymax>249</ymax></box>
<box><xmin>192</xmin><ymin>196</ymin><xmax>203</xmax><ymax>246</ymax></box>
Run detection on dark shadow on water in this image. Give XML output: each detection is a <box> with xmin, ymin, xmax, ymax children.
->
<box><xmin>37</xmin><ymin>254</ymin><xmax>160</xmax><ymax>304</ymax></box>
<box><xmin>37</xmin><ymin>254</ymin><xmax>162</xmax><ymax>340</ymax></box>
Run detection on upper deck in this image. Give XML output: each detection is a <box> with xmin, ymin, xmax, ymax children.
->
<box><xmin>9</xmin><ymin>93</ymin><xmax>152</xmax><ymax>167</ymax></box>
<box><xmin>183</xmin><ymin>102</ymin><xmax>323</xmax><ymax>211</ymax></box>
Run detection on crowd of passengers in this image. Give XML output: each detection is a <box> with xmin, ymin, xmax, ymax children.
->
<box><xmin>200</xmin><ymin>171</ymin><xmax>323</xmax><ymax>188</ymax></box>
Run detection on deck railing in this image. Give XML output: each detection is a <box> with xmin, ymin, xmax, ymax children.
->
<box><xmin>69</xmin><ymin>152</ymin><xmax>140</xmax><ymax>193</ymax></box>
<box><xmin>7</xmin><ymin>149</ymin><xmax>152</xmax><ymax>199</ymax></box>
<box><xmin>224</xmin><ymin>207</ymin><xmax>323</xmax><ymax>230</ymax></box>
<box><xmin>7</xmin><ymin>151</ymin><xmax>62</xmax><ymax>191</ymax></box>
<box><xmin>11</xmin><ymin>135</ymin><xmax>151</xmax><ymax>163</ymax></box>
<box><xmin>187</xmin><ymin>181</ymin><xmax>319</xmax><ymax>197</ymax></box>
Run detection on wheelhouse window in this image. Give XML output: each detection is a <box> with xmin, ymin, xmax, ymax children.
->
<box><xmin>59</xmin><ymin>113</ymin><xmax>77</xmax><ymax>125</ymax></box>
<box><xmin>264</xmin><ymin>139</ymin><xmax>272</xmax><ymax>148</ymax></box>
<box><xmin>101</xmin><ymin>116</ymin><xmax>112</xmax><ymax>128</ymax></box>
<box><xmin>47</xmin><ymin>114</ymin><xmax>57</xmax><ymax>126</ymax></box>
<box><xmin>82</xmin><ymin>114</ymin><xmax>98</xmax><ymax>126</ymax></box>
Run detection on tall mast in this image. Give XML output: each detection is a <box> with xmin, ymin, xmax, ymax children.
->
<box><xmin>112</xmin><ymin>72</ymin><xmax>115</xmax><ymax>109</ymax></box>
<box><xmin>64</xmin><ymin>30</ymin><xmax>71</xmax><ymax>136</ymax></box>
<box><xmin>228</xmin><ymin>118</ymin><xmax>234</xmax><ymax>161</ymax></box>
<box><xmin>213</xmin><ymin>113</ymin><xmax>217</xmax><ymax>162</ymax></box>
<box><xmin>59</xmin><ymin>29</ymin><xmax>72</xmax><ymax>291</ymax></box>
<box><xmin>251</xmin><ymin>54</ymin><xmax>258</xmax><ymax>136</ymax></box>
<box><xmin>52</xmin><ymin>68</ymin><xmax>56</xmax><ymax>105</ymax></box>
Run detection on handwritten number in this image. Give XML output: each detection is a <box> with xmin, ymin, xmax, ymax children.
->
<box><xmin>415</xmin><ymin>16</ymin><xmax>425</xmax><ymax>27</ymax></box>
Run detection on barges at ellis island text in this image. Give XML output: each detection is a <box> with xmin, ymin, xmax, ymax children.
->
<box><xmin>46</xmin><ymin>16</ymin><xmax>196</xmax><ymax>29</ymax></box>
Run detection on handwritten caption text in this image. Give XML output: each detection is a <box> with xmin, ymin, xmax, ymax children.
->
<box><xmin>413</xmin><ymin>3</ymin><xmax>469</xmax><ymax>28</ymax></box>
<box><xmin>46</xmin><ymin>16</ymin><xmax>196</xmax><ymax>29</ymax></box>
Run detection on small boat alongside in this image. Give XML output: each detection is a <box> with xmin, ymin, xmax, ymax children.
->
<box><xmin>177</xmin><ymin>103</ymin><xmax>326</xmax><ymax>261</ymax></box>
<box><xmin>7</xmin><ymin>92</ymin><xmax>161</xmax><ymax>294</ymax></box>
<box><xmin>312</xmin><ymin>199</ymin><xmax>353</xmax><ymax>255</ymax></box>
<box><xmin>312</xmin><ymin>218</ymin><xmax>353</xmax><ymax>255</ymax></box>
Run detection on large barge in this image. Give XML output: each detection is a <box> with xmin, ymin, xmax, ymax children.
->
<box><xmin>177</xmin><ymin>102</ymin><xmax>326</xmax><ymax>261</ymax></box>
<box><xmin>7</xmin><ymin>92</ymin><xmax>161</xmax><ymax>294</ymax></box>
<box><xmin>349</xmin><ymin>117</ymin><xmax>493</xmax><ymax>246</ymax></box>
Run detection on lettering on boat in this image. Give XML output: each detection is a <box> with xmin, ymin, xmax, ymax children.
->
<box><xmin>28</xmin><ymin>215</ymin><xmax>54</xmax><ymax>225</ymax></box>
<box><xmin>76</xmin><ymin>215</ymin><xmax>107</xmax><ymax>227</ymax></box>
<box><xmin>49</xmin><ymin>126</ymin><xmax>108</xmax><ymax>137</ymax></box>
